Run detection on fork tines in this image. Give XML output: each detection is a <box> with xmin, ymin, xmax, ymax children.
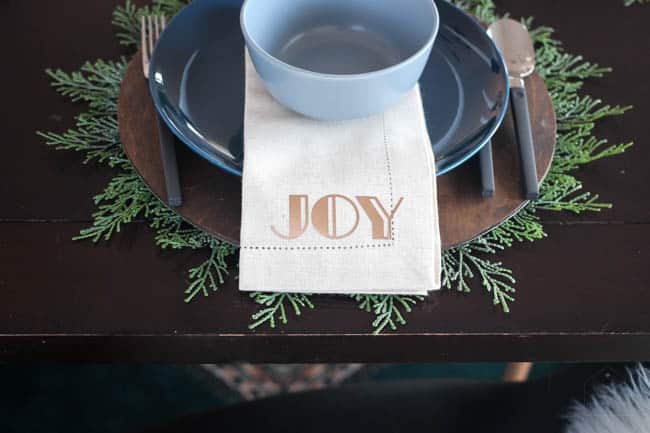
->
<box><xmin>140</xmin><ymin>15</ymin><xmax>167</xmax><ymax>78</ymax></box>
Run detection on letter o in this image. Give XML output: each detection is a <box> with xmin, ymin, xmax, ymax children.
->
<box><xmin>311</xmin><ymin>194</ymin><xmax>360</xmax><ymax>239</ymax></box>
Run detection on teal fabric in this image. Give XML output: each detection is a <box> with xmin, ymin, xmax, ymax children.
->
<box><xmin>370</xmin><ymin>363</ymin><xmax>560</xmax><ymax>382</ymax></box>
<box><xmin>0</xmin><ymin>365</ymin><xmax>228</xmax><ymax>433</ymax></box>
<box><xmin>0</xmin><ymin>363</ymin><xmax>559</xmax><ymax>432</ymax></box>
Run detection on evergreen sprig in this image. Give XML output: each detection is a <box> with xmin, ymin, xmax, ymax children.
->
<box><xmin>40</xmin><ymin>0</ymin><xmax>635</xmax><ymax>334</ymax></box>
<box><xmin>442</xmin><ymin>239</ymin><xmax>516</xmax><ymax>311</ymax></box>
<box><xmin>45</xmin><ymin>60</ymin><xmax>127</xmax><ymax>113</ymax></box>
<box><xmin>74</xmin><ymin>173</ymin><xmax>152</xmax><ymax>242</ymax></box>
<box><xmin>453</xmin><ymin>0</ymin><xmax>497</xmax><ymax>22</ymax></box>
<box><xmin>353</xmin><ymin>294</ymin><xmax>424</xmax><ymax>334</ymax></box>
<box><xmin>249</xmin><ymin>293</ymin><xmax>315</xmax><ymax>329</ymax></box>
<box><xmin>38</xmin><ymin>115</ymin><xmax>123</xmax><ymax>166</ymax></box>
<box><xmin>112</xmin><ymin>0</ymin><xmax>188</xmax><ymax>47</ymax></box>
<box><xmin>37</xmin><ymin>59</ymin><xmax>129</xmax><ymax>168</ymax></box>
<box><xmin>185</xmin><ymin>241</ymin><xmax>235</xmax><ymax>302</ymax></box>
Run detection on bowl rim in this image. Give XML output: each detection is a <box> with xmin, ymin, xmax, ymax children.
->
<box><xmin>240</xmin><ymin>0</ymin><xmax>440</xmax><ymax>80</ymax></box>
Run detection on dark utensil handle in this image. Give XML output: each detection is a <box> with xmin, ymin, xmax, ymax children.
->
<box><xmin>156</xmin><ymin>115</ymin><xmax>183</xmax><ymax>208</ymax></box>
<box><xmin>479</xmin><ymin>140</ymin><xmax>495</xmax><ymax>198</ymax></box>
<box><xmin>511</xmin><ymin>87</ymin><xmax>539</xmax><ymax>200</ymax></box>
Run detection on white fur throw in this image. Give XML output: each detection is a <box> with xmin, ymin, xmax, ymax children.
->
<box><xmin>565</xmin><ymin>365</ymin><xmax>650</xmax><ymax>433</ymax></box>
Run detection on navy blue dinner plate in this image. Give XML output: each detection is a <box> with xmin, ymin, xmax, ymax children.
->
<box><xmin>149</xmin><ymin>0</ymin><xmax>509</xmax><ymax>176</ymax></box>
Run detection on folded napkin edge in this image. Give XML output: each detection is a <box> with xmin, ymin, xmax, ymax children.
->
<box><xmin>237</xmin><ymin>286</ymin><xmax>438</xmax><ymax>295</ymax></box>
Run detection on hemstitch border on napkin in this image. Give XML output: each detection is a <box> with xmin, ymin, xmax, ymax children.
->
<box><xmin>241</xmin><ymin>114</ymin><xmax>398</xmax><ymax>251</ymax></box>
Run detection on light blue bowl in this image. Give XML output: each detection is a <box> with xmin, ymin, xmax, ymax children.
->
<box><xmin>240</xmin><ymin>0</ymin><xmax>439</xmax><ymax>120</ymax></box>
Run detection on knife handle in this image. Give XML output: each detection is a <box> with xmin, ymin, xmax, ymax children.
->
<box><xmin>156</xmin><ymin>115</ymin><xmax>183</xmax><ymax>208</ymax></box>
<box><xmin>479</xmin><ymin>140</ymin><xmax>495</xmax><ymax>198</ymax></box>
<box><xmin>511</xmin><ymin>86</ymin><xmax>539</xmax><ymax>200</ymax></box>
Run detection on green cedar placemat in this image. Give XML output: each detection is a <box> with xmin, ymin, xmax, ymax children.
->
<box><xmin>39</xmin><ymin>0</ymin><xmax>634</xmax><ymax>334</ymax></box>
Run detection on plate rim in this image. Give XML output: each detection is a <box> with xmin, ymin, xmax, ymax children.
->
<box><xmin>148</xmin><ymin>0</ymin><xmax>510</xmax><ymax>177</ymax></box>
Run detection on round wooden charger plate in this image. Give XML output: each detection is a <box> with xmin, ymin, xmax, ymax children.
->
<box><xmin>118</xmin><ymin>53</ymin><xmax>556</xmax><ymax>249</ymax></box>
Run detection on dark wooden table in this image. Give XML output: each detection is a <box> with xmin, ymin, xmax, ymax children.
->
<box><xmin>1</xmin><ymin>0</ymin><xmax>648</xmax><ymax>362</ymax></box>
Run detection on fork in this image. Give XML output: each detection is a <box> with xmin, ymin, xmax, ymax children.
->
<box><xmin>479</xmin><ymin>140</ymin><xmax>495</xmax><ymax>198</ymax></box>
<box><xmin>141</xmin><ymin>15</ymin><xmax>182</xmax><ymax>208</ymax></box>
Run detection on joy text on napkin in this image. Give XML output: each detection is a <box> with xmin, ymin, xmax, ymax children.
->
<box><xmin>272</xmin><ymin>194</ymin><xmax>405</xmax><ymax>241</ymax></box>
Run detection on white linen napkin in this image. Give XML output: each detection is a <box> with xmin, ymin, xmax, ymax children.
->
<box><xmin>239</xmin><ymin>52</ymin><xmax>441</xmax><ymax>295</ymax></box>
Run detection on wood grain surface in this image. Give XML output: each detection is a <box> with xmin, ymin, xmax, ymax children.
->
<box><xmin>118</xmin><ymin>53</ymin><xmax>556</xmax><ymax>248</ymax></box>
<box><xmin>1</xmin><ymin>0</ymin><xmax>648</xmax><ymax>362</ymax></box>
